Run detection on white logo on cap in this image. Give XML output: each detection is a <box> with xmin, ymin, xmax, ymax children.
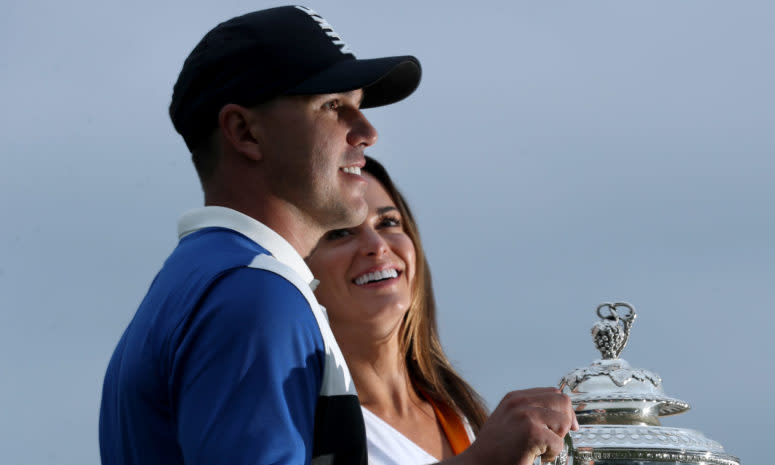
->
<box><xmin>295</xmin><ymin>6</ymin><xmax>354</xmax><ymax>55</ymax></box>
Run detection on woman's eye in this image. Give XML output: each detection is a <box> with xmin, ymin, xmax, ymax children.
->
<box><xmin>379</xmin><ymin>215</ymin><xmax>402</xmax><ymax>228</ymax></box>
<box><xmin>325</xmin><ymin>228</ymin><xmax>351</xmax><ymax>240</ymax></box>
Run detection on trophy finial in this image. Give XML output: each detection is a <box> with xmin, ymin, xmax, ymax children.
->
<box><xmin>592</xmin><ymin>302</ymin><xmax>637</xmax><ymax>359</ymax></box>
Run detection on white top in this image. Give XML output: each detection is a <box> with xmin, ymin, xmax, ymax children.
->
<box><xmin>361</xmin><ymin>407</ymin><xmax>438</xmax><ymax>465</ymax></box>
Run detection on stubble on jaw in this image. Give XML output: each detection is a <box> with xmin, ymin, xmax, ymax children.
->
<box><xmin>322</xmin><ymin>181</ymin><xmax>369</xmax><ymax>229</ymax></box>
<box><xmin>302</xmin><ymin>184</ymin><xmax>369</xmax><ymax>259</ymax></box>
<box><xmin>303</xmin><ymin>143</ymin><xmax>369</xmax><ymax>228</ymax></box>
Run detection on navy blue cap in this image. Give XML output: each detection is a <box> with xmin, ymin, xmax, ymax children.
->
<box><xmin>169</xmin><ymin>5</ymin><xmax>421</xmax><ymax>151</ymax></box>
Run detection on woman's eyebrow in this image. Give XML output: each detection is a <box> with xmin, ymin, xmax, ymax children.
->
<box><xmin>376</xmin><ymin>206</ymin><xmax>398</xmax><ymax>215</ymax></box>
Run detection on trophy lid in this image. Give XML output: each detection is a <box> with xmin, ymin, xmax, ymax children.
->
<box><xmin>557</xmin><ymin>303</ymin><xmax>740</xmax><ymax>465</ymax></box>
<box><xmin>558</xmin><ymin>302</ymin><xmax>689</xmax><ymax>426</ymax></box>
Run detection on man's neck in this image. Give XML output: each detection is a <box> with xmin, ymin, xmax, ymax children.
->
<box><xmin>203</xmin><ymin>196</ymin><xmax>323</xmax><ymax>258</ymax></box>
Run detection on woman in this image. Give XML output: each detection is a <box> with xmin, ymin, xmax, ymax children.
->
<box><xmin>307</xmin><ymin>156</ymin><xmax>487</xmax><ymax>464</ymax></box>
<box><xmin>307</xmin><ymin>156</ymin><xmax>576</xmax><ymax>465</ymax></box>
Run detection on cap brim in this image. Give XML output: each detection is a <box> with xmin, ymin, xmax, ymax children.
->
<box><xmin>286</xmin><ymin>56</ymin><xmax>421</xmax><ymax>108</ymax></box>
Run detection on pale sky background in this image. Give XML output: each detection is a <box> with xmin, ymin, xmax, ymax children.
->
<box><xmin>1</xmin><ymin>1</ymin><xmax>773</xmax><ymax>464</ymax></box>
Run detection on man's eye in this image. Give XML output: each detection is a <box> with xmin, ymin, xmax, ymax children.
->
<box><xmin>324</xmin><ymin>99</ymin><xmax>340</xmax><ymax>111</ymax></box>
<box><xmin>325</xmin><ymin>228</ymin><xmax>351</xmax><ymax>240</ymax></box>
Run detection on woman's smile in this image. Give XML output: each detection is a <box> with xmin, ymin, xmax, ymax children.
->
<box><xmin>352</xmin><ymin>266</ymin><xmax>402</xmax><ymax>286</ymax></box>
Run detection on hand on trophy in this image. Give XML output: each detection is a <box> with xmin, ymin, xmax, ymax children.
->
<box><xmin>447</xmin><ymin>387</ymin><xmax>578</xmax><ymax>465</ymax></box>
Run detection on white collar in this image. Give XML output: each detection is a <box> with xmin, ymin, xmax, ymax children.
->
<box><xmin>177</xmin><ymin>206</ymin><xmax>315</xmax><ymax>286</ymax></box>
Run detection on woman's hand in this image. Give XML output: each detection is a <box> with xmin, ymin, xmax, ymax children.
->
<box><xmin>441</xmin><ymin>387</ymin><xmax>578</xmax><ymax>465</ymax></box>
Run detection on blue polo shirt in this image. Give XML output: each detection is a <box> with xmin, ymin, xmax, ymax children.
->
<box><xmin>99</xmin><ymin>207</ymin><xmax>366</xmax><ymax>465</ymax></box>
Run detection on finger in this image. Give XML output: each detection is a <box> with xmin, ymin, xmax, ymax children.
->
<box><xmin>546</xmin><ymin>392</ymin><xmax>576</xmax><ymax>432</ymax></box>
<box><xmin>538</xmin><ymin>427</ymin><xmax>566</xmax><ymax>463</ymax></box>
<box><xmin>512</xmin><ymin>389</ymin><xmax>572</xmax><ymax>411</ymax></box>
<box><xmin>521</xmin><ymin>394</ymin><xmax>576</xmax><ymax>434</ymax></box>
<box><xmin>499</xmin><ymin>389</ymin><xmax>572</xmax><ymax>417</ymax></box>
<box><xmin>510</xmin><ymin>387</ymin><xmax>561</xmax><ymax>397</ymax></box>
<box><xmin>538</xmin><ymin>407</ymin><xmax>574</xmax><ymax>438</ymax></box>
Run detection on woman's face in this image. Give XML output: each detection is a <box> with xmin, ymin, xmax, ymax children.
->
<box><xmin>307</xmin><ymin>173</ymin><xmax>416</xmax><ymax>340</ymax></box>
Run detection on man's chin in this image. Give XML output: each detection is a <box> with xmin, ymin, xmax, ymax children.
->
<box><xmin>329</xmin><ymin>199</ymin><xmax>368</xmax><ymax>230</ymax></box>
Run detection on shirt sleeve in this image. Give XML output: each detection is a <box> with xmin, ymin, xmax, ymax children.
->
<box><xmin>169</xmin><ymin>267</ymin><xmax>325</xmax><ymax>465</ymax></box>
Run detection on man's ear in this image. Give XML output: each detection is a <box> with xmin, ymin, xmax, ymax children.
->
<box><xmin>218</xmin><ymin>103</ymin><xmax>262</xmax><ymax>161</ymax></box>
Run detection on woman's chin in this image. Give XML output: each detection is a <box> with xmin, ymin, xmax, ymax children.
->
<box><xmin>331</xmin><ymin>303</ymin><xmax>408</xmax><ymax>340</ymax></box>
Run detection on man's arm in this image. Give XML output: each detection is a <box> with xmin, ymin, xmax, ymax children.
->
<box><xmin>170</xmin><ymin>268</ymin><xmax>324</xmax><ymax>465</ymax></box>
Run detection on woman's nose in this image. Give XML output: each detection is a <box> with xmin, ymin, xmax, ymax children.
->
<box><xmin>361</xmin><ymin>228</ymin><xmax>389</xmax><ymax>257</ymax></box>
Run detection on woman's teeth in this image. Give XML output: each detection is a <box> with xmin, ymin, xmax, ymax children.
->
<box><xmin>354</xmin><ymin>269</ymin><xmax>398</xmax><ymax>285</ymax></box>
<box><xmin>342</xmin><ymin>166</ymin><xmax>361</xmax><ymax>175</ymax></box>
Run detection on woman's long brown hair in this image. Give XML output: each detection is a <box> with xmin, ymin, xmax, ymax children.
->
<box><xmin>363</xmin><ymin>156</ymin><xmax>488</xmax><ymax>433</ymax></box>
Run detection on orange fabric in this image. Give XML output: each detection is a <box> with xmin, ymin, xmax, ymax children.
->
<box><xmin>422</xmin><ymin>393</ymin><xmax>471</xmax><ymax>455</ymax></box>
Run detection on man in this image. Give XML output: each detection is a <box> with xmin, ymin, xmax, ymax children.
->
<box><xmin>99</xmin><ymin>6</ymin><xmax>421</xmax><ymax>465</ymax></box>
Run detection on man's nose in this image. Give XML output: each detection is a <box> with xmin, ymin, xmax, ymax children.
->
<box><xmin>347</xmin><ymin>109</ymin><xmax>378</xmax><ymax>148</ymax></box>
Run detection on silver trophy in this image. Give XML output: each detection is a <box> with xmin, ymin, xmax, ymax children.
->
<box><xmin>548</xmin><ymin>302</ymin><xmax>739</xmax><ymax>465</ymax></box>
